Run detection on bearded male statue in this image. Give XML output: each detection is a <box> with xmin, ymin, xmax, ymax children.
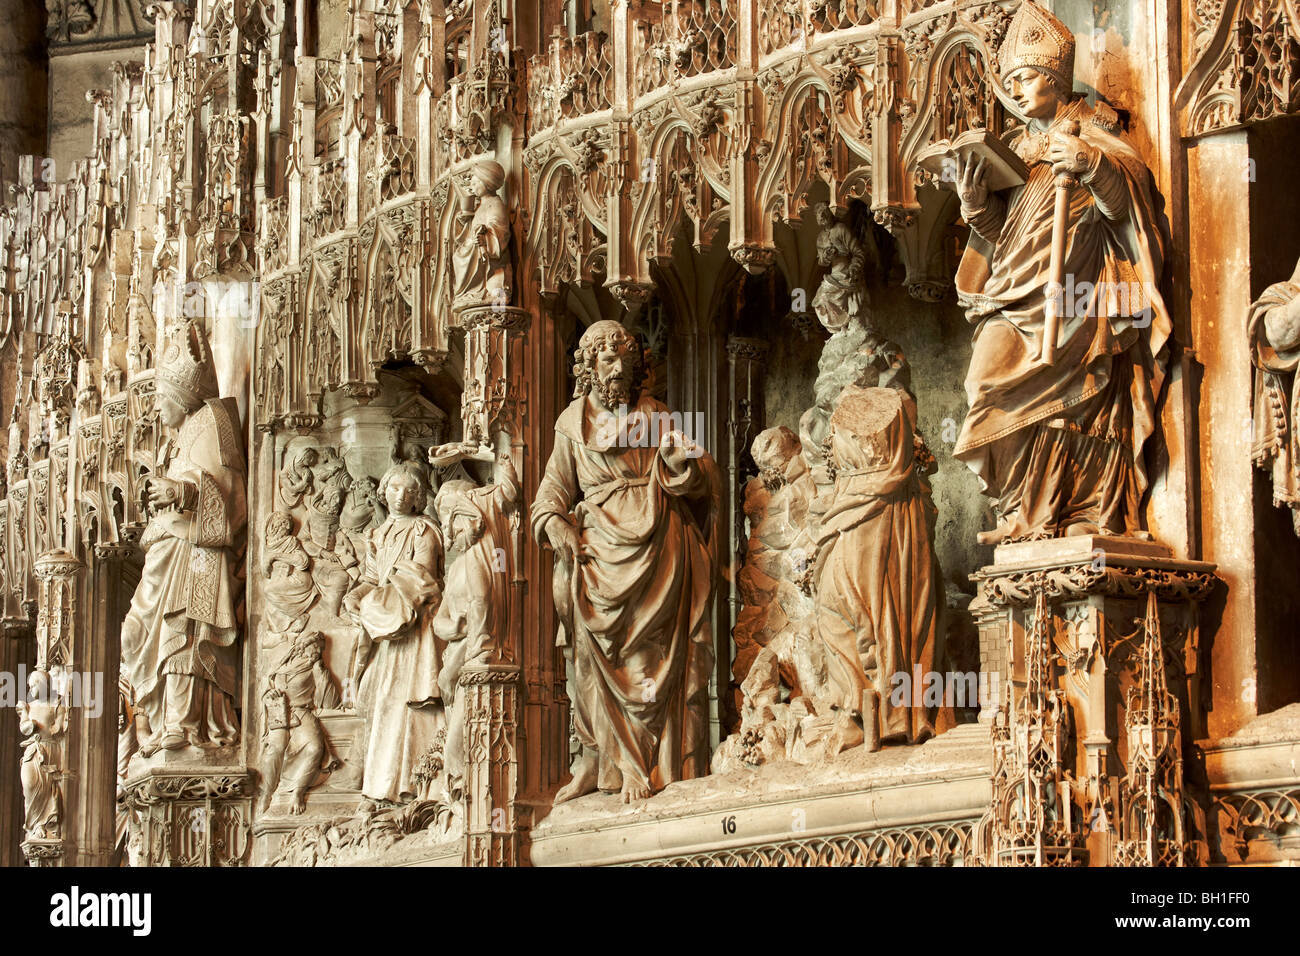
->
<box><xmin>121</xmin><ymin>320</ymin><xmax>246</xmax><ymax>756</ymax></box>
<box><xmin>532</xmin><ymin>320</ymin><xmax>720</xmax><ymax>804</ymax></box>
<box><xmin>953</xmin><ymin>0</ymin><xmax>1171</xmax><ymax>543</ymax></box>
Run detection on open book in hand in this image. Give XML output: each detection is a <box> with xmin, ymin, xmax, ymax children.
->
<box><xmin>916</xmin><ymin>129</ymin><xmax>1030</xmax><ymax>193</ymax></box>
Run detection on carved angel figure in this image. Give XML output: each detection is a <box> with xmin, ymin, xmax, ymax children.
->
<box><xmin>812</xmin><ymin>202</ymin><xmax>870</xmax><ymax>334</ymax></box>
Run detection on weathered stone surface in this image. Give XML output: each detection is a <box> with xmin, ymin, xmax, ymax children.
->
<box><xmin>1</xmin><ymin>0</ymin><xmax>1298</xmax><ymax>871</ymax></box>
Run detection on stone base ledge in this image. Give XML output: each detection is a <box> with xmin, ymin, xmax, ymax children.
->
<box><xmin>1200</xmin><ymin>704</ymin><xmax>1300</xmax><ymax>865</ymax></box>
<box><xmin>526</xmin><ymin>723</ymin><xmax>991</xmax><ymax>866</ymax></box>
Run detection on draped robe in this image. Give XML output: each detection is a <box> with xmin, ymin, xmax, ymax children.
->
<box><xmin>813</xmin><ymin>387</ymin><xmax>947</xmax><ymax>743</ymax></box>
<box><xmin>532</xmin><ymin>393</ymin><xmax>718</xmax><ymax>795</ymax></box>
<box><xmin>120</xmin><ymin>397</ymin><xmax>245</xmax><ymax>746</ymax></box>
<box><xmin>356</xmin><ymin>514</ymin><xmax>444</xmax><ymax>803</ymax></box>
<box><xmin>1249</xmin><ymin>259</ymin><xmax>1300</xmax><ymax>533</ymax></box>
<box><xmin>953</xmin><ymin>98</ymin><xmax>1171</xmax><ymax>539</ymax></box>
<box><xmin>435</xmin><ymin>475</ymin><xmax>518</xmax><ymax>787</ymax></box>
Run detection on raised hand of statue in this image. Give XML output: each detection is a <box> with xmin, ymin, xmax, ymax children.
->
<box><xmin>1048</xmin><ymin>129</ymin><xmax>1096</xmax><ymax>178</ymax></box>
<box><xmin>958</xmin><ymin>153</ymin><xmax>989</xmax><ymax>215</ymax></box>
<box><xmin>658</xmin><ymin>428</ymin><xmax>699</xmax><ymax>473</ymax></box>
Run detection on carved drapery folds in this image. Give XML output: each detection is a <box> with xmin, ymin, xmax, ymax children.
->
<box><xmin>1</xmin><ymin>0</ymin><xmax>1286</xmax><ymax>871</ymax></box>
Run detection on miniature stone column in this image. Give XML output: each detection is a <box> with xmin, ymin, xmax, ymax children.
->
<box><xmin>974</xmin><ymin>537</ymin><xmax>1217</xmax><ymax>867</ymax></box>
<box><xmin>461</xmin><ymin>664</ymin><xmax>520</xmax><ymax>867</ymax></box>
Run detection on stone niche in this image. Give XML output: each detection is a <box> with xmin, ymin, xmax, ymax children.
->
<box><xmin>249</xmin><ymin>373</ymin><xmax>456</xmax><ymax>863</ymax></box>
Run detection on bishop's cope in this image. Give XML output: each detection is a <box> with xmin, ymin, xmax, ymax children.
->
<box><xmin>120</xmin><ymin>319</ymin><xmax>247</xmax><ymax>756</ymax></box>
<box><xmin>531</xmin><ymin>320</ymin><xmax>720</xmax><ymax>804</ymax></box>
<box><xmin>952</xmin><ymin>0</ymin><xmax>1171</xmax><ymax>544</ymax></box>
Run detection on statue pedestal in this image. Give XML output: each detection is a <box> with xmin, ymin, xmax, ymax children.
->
<box><xmin>461</xmin><ymin>664</ymin><xmax>520</xmax><ymax>867</ymax></box>
<box><xmin>970</xmin><ymin>536</ymin><xmax>1218</xmax><ymax>866</ymax></box>
<box><xmin>122</xmin><ymin>764</ymin><xmax>255</xmax><ymax>866</ymax></box>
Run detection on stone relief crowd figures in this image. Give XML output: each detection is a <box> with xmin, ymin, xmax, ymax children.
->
<box><xmin>1249</xmin><ymin>255</ymin><xmax>1300</xmax><ymax>535</ymax></box>
<box><xmin>718</xmin><ymin>200</ymin><xmax>949</xmax><ymax>773</ymax></box>
<box><xmin>256</xmin><ymin>421</ymin><xmax>522</xmax><ymax>841</ymax></box>
<box><xmin>533</xmin><ymin>320</ymin><xmax>720</xmax><ymax>804</ymax></box>
<box><xmin>120</xmin><ymin>319</ymin><xmax>246</xmax><ymax>758</ymax></box>
<box><xmin>951</xmin><ymin>0</ymin><xmax>1172</xmax><ymax>545</ymax></box>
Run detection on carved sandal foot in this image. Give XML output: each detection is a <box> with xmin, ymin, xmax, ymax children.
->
<box><xmin>159</xmin><ymin>733</ymin><xmax>187</xmax><ymax>751</ymax></box>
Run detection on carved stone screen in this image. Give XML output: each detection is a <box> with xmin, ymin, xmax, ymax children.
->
<box><xmin>0</xmin><ymin>0</ymin><xmax>1297</xmax><ymax>888</ymax></box>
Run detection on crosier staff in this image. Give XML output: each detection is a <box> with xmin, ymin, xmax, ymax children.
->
<box><xmin>1040</xmin><ymin>118</ymin><xmax>1082</xmax><ymax>365</ymax></box>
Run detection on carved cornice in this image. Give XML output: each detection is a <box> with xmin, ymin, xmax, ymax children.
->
<box><xmin>975</xmin><ymin>561</ymin><xmax>1219</xmax><ymax>608</ymax></box>
<box><xmin>123</xmin><ymin>770</ymin><xmax>256</xmax><ymax>808</ymax></box>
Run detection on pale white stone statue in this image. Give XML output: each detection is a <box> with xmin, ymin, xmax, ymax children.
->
<box><xmin>451</xmin><ymin>158</ymin><xmax>512</xmax><ymax>311</ymax></box>
<box><xmin>258</xmin><ymin>630</ymin><xmax>342</xmax><ymax>814</ymax></box>
<box><xmin>120</xmin><ymin>319</ymin><xmax>246</xmax><ymax>755</ymax></box>
<box><xmin>431</xmin><ymin>431</ymin><xmax>520</xmax><ymax>798</ymax></box>
<box><xmin>532</xmin><ymin>320</ymin><xmax>719</xmax><ymax>803</ymax></box>
<box><xmin>343</xmin><ymin>460</ymin><xmax>445</xmax><ymax>807</ymax></box>
<box><xmin>18</xmin><ymin>668</ymin><xmax>66</xmax><ymax>839</ymax></box>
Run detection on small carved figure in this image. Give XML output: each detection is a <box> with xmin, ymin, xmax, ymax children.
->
<box><xmin>451</xmin><ymin>158</ymin><xmax>512</xmax><ymax>311</ymax></box>
<box><xmin>19</xmin><ymin>668</ymin><xmax>66</xmax><ymax>839</ymax></box>
<box><xmin>811</xmin><ymin>202</ymin><xmax>872</xmax><ymax>334</ymax></box>
<box><xmin>731</xmin><ymin>426</ymin><xmax>817</xmax><ymax>698</ymax></box>
<box><xmin>258</xmin><ymin>631</ymin><xmax>342</xmax><ymax>814</ymax></box>
<box><xmin>263</xmin><ymin>511</ymin><xmax>318</xmax><ymax>633</ymax></box>
<box><xmin>1249</xmin><ymin>255</ymin><xmax>1300</xmax><ymax>535</ymax></box>
<box><xmin>303</xmin><ymin>498</ymin><xmax>359</xmax><ymax>619</ymax></box>
<box><xmin>340</xmin><ymin>475</ymin><xmax>384</xmax><ymax>555</ymax></box>
<box><xmin>343</xmin><ymin>461</ymin><xmax>445</xmax><ymax>806</ymax></box>
<box><xmin>431</xmin><ymin>432</ymin><xmax>520</xmax><ymax>798</ymax></box>
<box><xmin>279</xmin><ymin>446</ymin><xmax>318</xmax><ymax>508</ymax></box>
<box><xmin>532</xmin><ymin>320</ymin><xmax>719</xmax><ymax>804</ymax></box>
